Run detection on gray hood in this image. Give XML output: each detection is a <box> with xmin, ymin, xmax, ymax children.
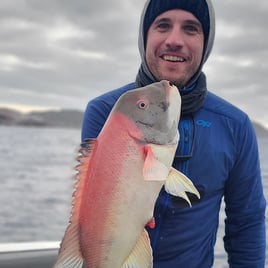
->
<box><xmin>135</xmin><ymin>0</ymin><xmax>215</xmax><ymax>89</ymax></box>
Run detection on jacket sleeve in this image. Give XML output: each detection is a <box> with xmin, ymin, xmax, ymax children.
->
<box><xmin>81</xmin><ymin>83</ymin><xmax>135</xmax><ymax>141</ymax></box>
<box><xmin>223</xmin><ymin>116</ymin><xmax>266</xmax><ymax>267</ymax></box>
<box><xmin>81</xmin><ymin>98</ymin><xmax>111</xmax><ymax>141</ymax></box>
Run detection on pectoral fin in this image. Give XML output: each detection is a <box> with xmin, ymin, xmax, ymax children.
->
<box><xmin>165</xmin><ymin>168</ymin><xmax>200</xmax><ymax>206</ymax></box>
<box><xmin>143</xmin><ymin>145</ymin><xmax>169</xmax><ymax>181</ymax></box>
<box><xmin>122</xmin><ymin>229</ymin><xmax>152</xmax><ymax>268</ymax></box>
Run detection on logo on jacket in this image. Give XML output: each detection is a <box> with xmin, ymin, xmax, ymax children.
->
<box><xmin>196</xmin><ymin>120</ymin><xmax>212</xmax><ymax>128</ymax></box>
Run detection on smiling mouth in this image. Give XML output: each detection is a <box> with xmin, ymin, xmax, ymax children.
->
<box><xmin>162</xmin><ymin>55</ymin><xmax>185</xmax><ymax>62</ymax></box>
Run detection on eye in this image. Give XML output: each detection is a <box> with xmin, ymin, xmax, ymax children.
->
<box><xmin>157</xmin><ymin>22</ymin><xmax>170</xmax><ymax>31</ymax></box>
<box><xmin>137</xmin><ymin>99</ymin><xmax>148</xmax><ymax>109</ymax></box>
<box><xmin>183</xmin><ymin>22</ymin><xmax>203</xmax><ymax>35</ymax></box>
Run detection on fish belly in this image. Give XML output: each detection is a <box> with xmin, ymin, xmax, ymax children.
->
<box><xmin>79</xmin><ymin>137</ymin><xmax>162</xmax><ymax>267</ymax></box>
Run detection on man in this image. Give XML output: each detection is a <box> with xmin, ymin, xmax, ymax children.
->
<box><xmin>81</xmin><ymin>0</ymin><xmax>266</xmax><ymax>267</ymax></box>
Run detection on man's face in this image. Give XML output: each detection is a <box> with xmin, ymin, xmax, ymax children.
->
<box><xmin>146</xmin><ymin>9</ymin><xmax>204</xmax><ymax>88</ymax></box>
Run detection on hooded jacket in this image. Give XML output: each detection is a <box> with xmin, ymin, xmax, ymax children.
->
<box><xmin>82</xmin><ymin>0</ymin><xmax>266</xmax><ymax>267</ymax></box>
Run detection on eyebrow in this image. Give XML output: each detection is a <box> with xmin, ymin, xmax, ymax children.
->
<box><xmin>153</xmin><ymin>17</ymin><xmax>171</xmax><ymax>25</ymax></box>
<box><xmin>184</xmin><ymin>20</ymin><xmax>202</xmax><ymax>28</ymax></box>
<box><xmin>153</xmin><ymin>17</ymin><xmax>202</xmax><ymax>28</ymax></box>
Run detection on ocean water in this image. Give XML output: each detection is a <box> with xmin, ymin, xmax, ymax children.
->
<box><xmin>0</xmin><ymin>125</ymin><xmax>267</xmax><ymax>267</ymax></box>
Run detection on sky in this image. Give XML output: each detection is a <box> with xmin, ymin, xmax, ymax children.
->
<box><xmin>0</xmin><ymin>0</ymin><xmax>267</xmax><ymax>127</ymax></box>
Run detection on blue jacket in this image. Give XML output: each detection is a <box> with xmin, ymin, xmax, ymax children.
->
<box><xmin>81</xmin><ymin>82</ymin><xmax>266</xmax><ymax>267</ymax></box>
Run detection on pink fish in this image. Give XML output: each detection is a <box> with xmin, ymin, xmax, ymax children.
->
<box><xmin>54</xmin><ymin>80</ymin><xmax>200</xmax><ymax>268</ymax></box>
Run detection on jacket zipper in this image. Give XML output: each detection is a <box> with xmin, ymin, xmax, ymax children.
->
<box><xmin>151</xmin><ymin>118</ymin><xmax>193</xmax><ymax>250</ymax></box>
<box><xmin>181</xmin><ymin>119</ymin><xmax>191</xmax><ymax>175</ymax></box>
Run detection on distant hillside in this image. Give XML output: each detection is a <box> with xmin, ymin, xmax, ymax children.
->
<box><xmin>253</xmin><ymin>121</ymin><xmax>268</xmax><ymax>138</ymax></box>
<box><xmin>29</xmin><ymin>109</ymin><xmax>84</xmax><ymax>128</ymax></box>
<box><xmin>0</xmin><ymin>108</ymin><xmax>83</xmax><ymax>129</ymax></box>
<box><xmin>0</xmin><ymin>107</ymin><xmax>267</xmax><ymax>138</ymax></box>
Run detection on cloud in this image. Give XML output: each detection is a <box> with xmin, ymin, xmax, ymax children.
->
<box><xmin>203</xmin><ymin>0</ymin><xmax>268</xmax><ymax>126</ymax></box>
<box><xmin>0</xmin><ymin>0</ymin><xmax>267</xmax><ymax>126</ymax></box>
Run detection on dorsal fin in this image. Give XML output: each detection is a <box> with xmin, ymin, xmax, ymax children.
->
<box><xmin>53</xmin><ymin>138</ymin><xmax>98</xmax><ymax>267</ymax></box>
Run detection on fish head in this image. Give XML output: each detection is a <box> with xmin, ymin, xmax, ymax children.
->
<box><xmin>113</xmin><ymin>80</ymin><xmax>181</xmax><ymax>145</ymax></box>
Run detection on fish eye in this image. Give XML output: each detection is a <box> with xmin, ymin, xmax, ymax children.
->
<box><xmin>137</xmin><ymin>99</ymin><xmax>148</xmax><ymax>109</ymax></box>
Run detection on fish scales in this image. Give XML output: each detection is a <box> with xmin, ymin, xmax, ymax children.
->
<box><xmin>80</xmin><ymin>114</ymin><xmax>157</xmax><ymax>267</ymax></box>
<box><xmin>54</xmin><ymin>80</ymin><xmax>200</xmax><ymax>268</ymax></box>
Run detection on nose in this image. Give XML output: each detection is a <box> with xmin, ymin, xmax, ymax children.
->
<box><xmin>165</xmin><ymin>26</ymin><xmax>184</xmax><ymax>48</ymax></box>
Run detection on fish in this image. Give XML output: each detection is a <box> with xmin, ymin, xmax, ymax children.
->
<box><xmin>53</xmin><ymin>80</ymin><xmax>200</xmax><ymax>268</ymax></box>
